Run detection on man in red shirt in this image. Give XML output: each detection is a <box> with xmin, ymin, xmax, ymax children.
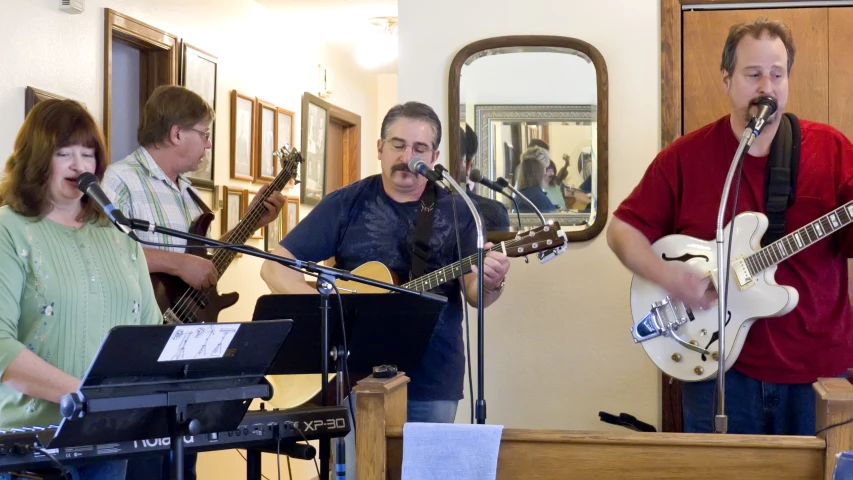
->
<box><xmin>608</xmin><ymin>17</ymin><xmax>853</xmax><ymax>435</ymax></box>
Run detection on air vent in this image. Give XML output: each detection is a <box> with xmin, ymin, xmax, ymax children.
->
<box><xmin>59</xmin><ymin>0</ymin><xmax>84</xmax><ymax>14</ymax></box>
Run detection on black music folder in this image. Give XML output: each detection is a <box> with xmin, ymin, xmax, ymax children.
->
<box><xmin>251</xmin><ymin>293</ymin><xmax>446</xmax><ymax>375</ymax></box>
<box><xmin>49</xmin><ymin>320</ymin><xmax>292</xmax><ymax>449</ymax></box>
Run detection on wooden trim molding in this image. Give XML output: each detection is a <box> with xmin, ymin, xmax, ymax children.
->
<box><xmin>103</xmin><ymin>8</ymin><xmax>178</xmax><ymax>160</ymax></box>
<box><xmin>329</xmin><ymin>104</ymin><xmax>362</xmax><ymax>186</ymax></box>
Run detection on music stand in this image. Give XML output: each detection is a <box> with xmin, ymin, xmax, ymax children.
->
<box><xmin>51</xmin><ymin>320</ymin><xmax>293</xmax><ymax>480</ymax></box>
<box><xmin>252</xmin><ymin>293</ymin><xmax>446</xmax><ymax>479</ymax></box>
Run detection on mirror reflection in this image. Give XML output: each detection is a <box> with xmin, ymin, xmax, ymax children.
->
<box><xmin>458</xmin><ymin>47</ymin><xmax>600</xmax><ymax>232</ymax></box>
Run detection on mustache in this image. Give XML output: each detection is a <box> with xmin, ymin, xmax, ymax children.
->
<box><xmin>391</xmin><ymin>164</ymin><xmax>411</xmax><ymax>173</ymax></box>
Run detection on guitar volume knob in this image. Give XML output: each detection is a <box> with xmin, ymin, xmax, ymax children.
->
<box><xmin>694</xmin><ymin>366</ymin><xmax>704</xmax><ymax>375</ymax></box>
<box><xmin>671</xmin><ymin>353</ymin><xmax>682</xmax><ymax>362</ymax></box>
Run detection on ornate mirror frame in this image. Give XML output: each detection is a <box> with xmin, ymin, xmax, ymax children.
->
<box><xmin>448</xmin><ymin>35</ymin><xmax>609</xmax><ymax>241</ymax></box>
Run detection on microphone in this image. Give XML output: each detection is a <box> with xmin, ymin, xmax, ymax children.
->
<box><xmin>76</xmin><ymin>172</ymin><xmax>136</xmax><ymax>238</ymax></box>
<box><xmin>494</xmin><ymin>176</ymin><xmax>546</xmax><ymax>226</ymax></box>
<box><xmin>747</xmin><ymin>95</ymin><xmax>778</xmax><ymax>136</ymax></box>
<box><xmin>407</xmin><ymin>157</ymin><xmax>445</xmax><ymax>185</ymax></box>
<box><xmin>469</xmin><ymin>169</ymin><xmax>507</xmax><ymax>194</ymax></box>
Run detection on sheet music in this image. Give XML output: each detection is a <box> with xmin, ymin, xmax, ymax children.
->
<box><xmin>157</xmin><ymin>324</ymin><xmax>240</xmax><ymax>362</ymax></box>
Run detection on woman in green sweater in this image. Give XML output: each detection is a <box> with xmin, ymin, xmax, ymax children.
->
<box><xmin>0</xmin><ymin>99</ymin><xmax>162</xmax><ymax>480</ymax></box>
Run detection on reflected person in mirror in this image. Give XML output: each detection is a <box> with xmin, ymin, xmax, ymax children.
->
<box><xmin>457</xmin><ymin>124</ymin><xmax>511</xmax><ymax>230</ymax></box>
<box><xmin>608</xmin><ymin>17</ymin><xmax>853</xmax><ymax>435</ymax></box>
<box><xmin>515</xmin><ymin>147</ymin><xmax>556</xmax><ymax>214</ymax></box>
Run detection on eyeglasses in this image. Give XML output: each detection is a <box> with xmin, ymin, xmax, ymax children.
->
<box><xmin>188</xmin><ymin>128</ymin><xmax>211</xmax><ymax>141</ymax></box>
<box><xmin>382</xmin><ymin>139</ymin><xmax>433</xmax><ymax>155</ymax></box>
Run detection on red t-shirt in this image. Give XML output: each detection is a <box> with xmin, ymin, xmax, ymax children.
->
<box><xmin>614</xmin><ymin>115</ymin><xmax>853</xmax><ymax>383</ymax></box>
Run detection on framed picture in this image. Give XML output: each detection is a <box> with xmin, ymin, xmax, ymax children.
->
<box><xmin>264</xmin><ymin>210</ymin><xmax>282</xmax><ymax>252</ymax></box>
<box><xmin>25</xmin><ymin>87</ymin><xmax>68</xmax><ymax>117</ymax></box>
<box><xmin>282</xmin><ymin>196</ymin><xmax>300</xmax><ymax>236</ymax></box>
<box><xmin>230</xmin><ymin>91</ymin><xmax>256</xmax><ymax>181</ymax></box>
<box><xmin>255</xmin><ymin>99</ymin><xmax>278</xmax><ymax>183</ymax></box>
<box><xmin>179</xmin><ymin>42</ymin><xmax>218</xmax><ymax>190</ymax></box>
<box><xmin>301</xmin><ymin>92</ymin><xmax>330</xmax><ymax>205</ymax></box>
<box><xmin>277</xmin><ymin>107</ymin><xmax>295</xmax><ymax>187</ymax></box>
<box><xmin>221</xmin><ymin>186</ymin><xmax>246</xmax><ymax>235</ymax></box>
<box><xmin>245</xmin><ymin>189</ymin><xmax>264</xmax><ymax>239</ymax></box>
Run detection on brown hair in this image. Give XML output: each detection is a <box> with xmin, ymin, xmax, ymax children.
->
<box><xmin>137</xmin><ymin>85</ymin><xmax>215</xmax><ymax>147</ymax></box>
<box><xmin>517</xmin><ymin>150</ymin><xmax>547</xmax><ymax>190</ymax></box>
<box><xmin>721</xmin><ymin>17</ymin><xmax>795</xmax><ymax>78</ymax></box>
<box><xmin>0</xmin><ymin>99</ymin><xmax>108</xmax><ymax>222</ymax></box>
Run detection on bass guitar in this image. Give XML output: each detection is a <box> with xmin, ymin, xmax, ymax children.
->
<box><xmin>152</xmin><ymin>146</ymin><xmax>302</xmax><ymax>324</ymax></box>
<box><xmin>629</xmin><ymin>202</ymin><xmax>853</xmax><ymax>381</ymax></box>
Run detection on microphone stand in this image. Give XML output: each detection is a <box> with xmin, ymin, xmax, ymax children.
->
<box><xmin>499</xmin><ymin>180</ymin><xmax>546</xmax><ymax>226</ymax></box>
<box><xmin>126</xmin><ymin>218</ymin><xmax>447</xmax><ymax>478</ymax></box>
<box><xmin>714</xmin><ymin>118</ymin><xmax>762</xmax><ymax>434</ymax></box>
<box><xmin>435</xmin><ymin>167</ymin><xmax>488</xmax><ymax>425</ymax></box>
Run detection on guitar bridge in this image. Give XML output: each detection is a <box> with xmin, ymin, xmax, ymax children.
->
<box><xmin>630</xmin><ymin>296</ymin><xmax>710</xmax><ymax>355</ymax></box>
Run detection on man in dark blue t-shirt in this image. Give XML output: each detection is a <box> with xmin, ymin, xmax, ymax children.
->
<box><xmin>261</xmin><ymin>101</ymin><xmax>510</xmax><ymax>423</ymax></box>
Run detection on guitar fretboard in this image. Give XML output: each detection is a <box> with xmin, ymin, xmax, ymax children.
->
<box><xmin>745</xmin><ymin>200</ymin><xmax>853</xmax><ymax>275</ymax></box>
<box><xmin>402</xmin><ymin>244</ymin><xmax>504</xmax><ymax>292</ymax></box>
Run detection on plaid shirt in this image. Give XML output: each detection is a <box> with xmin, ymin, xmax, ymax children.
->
<box><xmin>102</xmin><ymin>147</ymin><xmax>205</xmax><ymax>252</ymax></box>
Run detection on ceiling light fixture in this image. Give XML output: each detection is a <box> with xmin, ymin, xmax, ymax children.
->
<box><xmin>355</xmin><ymin>16</ymin><xmax>398</xmax><ymax>69</ymax></box>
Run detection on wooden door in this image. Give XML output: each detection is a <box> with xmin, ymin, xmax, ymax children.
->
<box><xmin>829</xmin><ymin>9</ymin><xmax>853</xmax><ymax>139</ymax></box>
<box><xmin>682</xmin><ymin>8</ymin><xmax>829</xmax><ymax>135</ymax></box>
<box><xmin>325</xmin><ymin>119</ymin><xmax>345</xmax><ymax>194</ymax></box>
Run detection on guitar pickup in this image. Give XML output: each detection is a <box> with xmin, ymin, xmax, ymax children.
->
<box><xmin>731</xmin><ymin>257</ymin><xmax>755</xmax><ymax>290</ymax></box>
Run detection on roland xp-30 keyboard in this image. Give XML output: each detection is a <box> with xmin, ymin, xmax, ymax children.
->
<box><xmin>0</xmin><ymin>405</ymin><xmax>349</xmax><ymax>472</ymax></box>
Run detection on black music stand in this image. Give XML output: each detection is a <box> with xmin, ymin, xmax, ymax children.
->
<box><xmin>251</xmin><ymin>293</ymin><xmax>446</xmax><ymax>480</ymax></box>
<box><xmin>51</xmin><ymin>320</ymin><xmax>292</xmax><ymax>480</ymax></box>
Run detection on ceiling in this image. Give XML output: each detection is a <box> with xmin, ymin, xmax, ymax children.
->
<box><xmin>254</xmin><ymin>0</ymin><xmax>396</xmax><ymax>12</ymax></box>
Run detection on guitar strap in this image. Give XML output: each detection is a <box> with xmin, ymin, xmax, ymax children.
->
<box><xmin>411</xmin><ymin>180</ymin><xmax>439</xmax><ymax>279</ymax></box>
<box><xmin>187</xmin><ymin>187</ymin><xmax>213</xmax><ymax>215</ymax></box>
<box><xmin>761</xmin><ymin>112</ymin><xmax>801</xmax><ymax>247</ymax></box>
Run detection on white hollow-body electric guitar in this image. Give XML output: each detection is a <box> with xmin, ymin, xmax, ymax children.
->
<box><xmin>630</xmin><ymin>202</ymin><xmax>853</xmax><ymax>382</ymax></box>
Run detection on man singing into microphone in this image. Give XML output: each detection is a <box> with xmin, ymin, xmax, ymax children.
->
<box><xmin>607</xmin><ymin>18</ymin><xmax>853</xmax><ymax>435</ymax></box>
<box><xmin>261</xmin><ymin>101</ymin><xmax>510</xmax><ymax>424</ymax></box>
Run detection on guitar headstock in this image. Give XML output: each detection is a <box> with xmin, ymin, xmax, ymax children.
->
<box><xmin>504</xmin><ymin>222</ymin><xmax>567</xmax><ymax>262</ymax></box>
<box><xmin>273</xmin><ymin>144</ymin><xmax>303</xmax><ymax>185</ymax></box>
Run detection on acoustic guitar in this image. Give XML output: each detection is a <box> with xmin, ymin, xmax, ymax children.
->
<box><xmin>265</xmin><ymin>223</ymin><xmax>568</xmax><ymax>409</ymax></box>
<box><xmin>152</xmin><ymin>146</ymin><xmax>303</xmax><ymax>325</ymax></box>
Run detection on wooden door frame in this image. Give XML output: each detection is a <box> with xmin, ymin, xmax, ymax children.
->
<box><xmin>104</xmin><ymin>8</ymin><xmax>179</xmax><ymax>160</ymax></box>
<box><xmin>659</xmin><ymin>0</ymin><xmax>830</xmax><ymax>432</ymax></box>
<box><xmin>328</xmin><ymin>104</ymin><xmax>362</xmax><ymax>186</ymax></box>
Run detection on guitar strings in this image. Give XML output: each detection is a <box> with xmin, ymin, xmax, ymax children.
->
<box><xmin>168</xmin><ymin>161</ymin><xmax>297</xmax><ymax>324</ymax></box>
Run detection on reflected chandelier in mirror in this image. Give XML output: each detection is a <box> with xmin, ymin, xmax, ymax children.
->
<box><xmin>448</xmin><ymin>36</ymin><xmax>608</xmax><ymax>242</ymax></box>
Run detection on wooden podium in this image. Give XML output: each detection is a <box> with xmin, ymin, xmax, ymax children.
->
<box><xmin>354</xmin><ymin>374</ymin><xmax>853</xmax><ymax>480</ymax></box>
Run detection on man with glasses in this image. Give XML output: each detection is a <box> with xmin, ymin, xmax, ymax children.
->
<box><xmin>102</xmin><ymin>85</ymin><xmax>284</xmax><ymax>480</ymax></box>
<box><xmin>261</xmin><ymin>101</ymin><xmax>510</xmax><ymax>423</ymax></box>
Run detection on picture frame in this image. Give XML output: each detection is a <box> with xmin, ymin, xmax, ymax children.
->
<box><xmin>264</xmin><ymin>210</ymin><xmax>282</xmax><ymax>253</ymax></box>
<box><xmin>245</xmin><ymin>189</ymin><xmax>264</xmax><ymax>239</ymax></box>
<box><xmin>221</xmin><ymin>186</ymin><xmax>246</xmax><ymax>235</ymax></box>
<box><xmin>179</xmin><ymin>42</ymin><xmax>218</xmax><ymax>190</ymax></box>
<box><xmin>25</xmin><ymin>87</ymin><xmax>67</xmax><ymax>117</ymax></box>
<box><xmin>300</xmin><ymin>92</ymin><xmax>330</xmax><ymax>206</ymax></box>
<box><xmin>277</xmin><ymin>107</ymin><xmax>295</xmax><ymax>187</ymax></box>
<box><xmin>282</xmin><ymin>196</ymin><xmax>300</xmax><ymax>237</ymax></box>
<box><xmin>255</xmin><ymin>99</ymin><xmax>278</xmax><ymax>183</ymax></box>
<box><xmin>230</xmin><ymin>90</ymin><xmax>256</xmax><ymax>181</ymax></box>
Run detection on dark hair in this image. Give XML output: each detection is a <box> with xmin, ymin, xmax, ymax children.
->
<box><xmin>138</xmin><ymin>85</ymin><xmax>215</xmax><ymax>147</ymax></box>
<box><xmin>459</xmin><ymin>123</ymin><xmax>478</xmax><ymax>164</ymax></box>
<box><xmin>546</xmin><ymin>160</ymin><xmax>558</xmax><ymax>187</ymax></box>
<box><xmin>0</xmin><ymin>99</ymin><xmax>108</xmax><ymax>223</ymax></box>
<box><xmin>721</xmin><ymin>17</ymin><xmax>795</xmax><ymax>77</ymax></box>
<box><xmin>380</xmin><ymin>101</ymin><xmax>442</xmax><ymax>150</ymax></box>
<box><xmin>528</xmin><ymin>138</ymin><xmax>549</xmax><ymax>150</ymax></box>
<box><xmin>517</xmin><ymin>147</ymin><xmax>548</xmax><ymax>190</ymax></box>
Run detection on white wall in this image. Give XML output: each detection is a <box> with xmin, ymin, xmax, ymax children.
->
<box><xmin>399</xmin><ymin>0</ymin><xmax>663</xmax><ymax>431</ymax></box>
<box><xmin>0</xmin><ymin>1</ymin><xmax>381</xmax><ymax>478</ymax></box>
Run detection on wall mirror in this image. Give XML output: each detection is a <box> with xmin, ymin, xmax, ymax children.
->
<box><xmin>448</xmin><ymin>36</ymin><xmax>609</xmax><ymax>241</ymax></box>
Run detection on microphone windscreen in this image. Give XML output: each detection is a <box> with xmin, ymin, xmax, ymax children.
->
<box><xmin>407</xmin><ymin>156</ymin><xmax>425</xmax><ymax>174</ymax></box>
<box><xmin>469</xmin><ymin>169</ymin><xmax>484</xmax><ymax>182</ymax></box>
<box><xmin>76</xmin><ymin>172</ymin><xmax>99</xmax><ymax>192</ymax></box>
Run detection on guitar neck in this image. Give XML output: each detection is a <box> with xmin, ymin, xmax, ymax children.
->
<box><xmin>745</xmin><ymin>199</ymin><xmax>853</xmax><ymax>276</ymax></box>
<box><xmin>402</xmin><ymin>244</ymin><xmax>503</xmax><ymax>292</ymax></box>
<box><xmin>209</xmin><ymin>171</ymin><xmax>293</xmax><ymax>276</ymax></box>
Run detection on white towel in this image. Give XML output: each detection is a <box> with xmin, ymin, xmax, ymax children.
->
<box><xmin>401</xmin><ymin>422</ymin><xmax>504</xmax><ymax>480</ymax></box>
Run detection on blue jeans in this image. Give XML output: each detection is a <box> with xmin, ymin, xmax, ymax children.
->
<box><xmin>681</xmin><ymin>368</ymin><xmax>816</xmax><ymax>435</ymax></box>
<box><xmin>340</xmin><ymin>395</ymin><xmax>459</xmax><ymax>478</ymax></box>
<box><xmin>0</xmin><ymin>459</ymin><xmax>126</xmax><ymax>480</ymax></box>
<box><xmin>125</xmin><ymin>451</ymin><xmax>196</xmax><ymax>480</ymax></box>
